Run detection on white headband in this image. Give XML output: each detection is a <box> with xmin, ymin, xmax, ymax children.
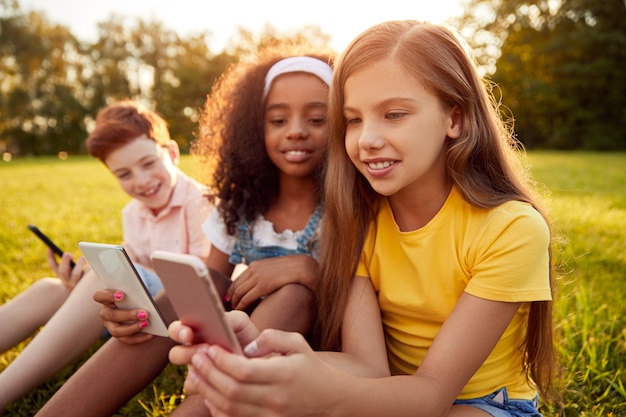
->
<box><xmin>262</xmin><ymin>56</ymin><xmax>333</xmax><ymax>100</ymax></box>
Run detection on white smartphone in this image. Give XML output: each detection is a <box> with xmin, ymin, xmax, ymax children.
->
<box><xmin>78</xmin><ymin>242</ymin><xmax>169</xmax><ymax>337</ymax></box>
<box><xmin>150</xmin><ymin>250</ymin><xmax>242</xmax><ymax>354</ymax></box>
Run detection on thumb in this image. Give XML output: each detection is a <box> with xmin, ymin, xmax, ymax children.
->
<box><xmin>243</xmin><ymin>329</ymin><xmax>310</xmax><ymax>358</ymax></box>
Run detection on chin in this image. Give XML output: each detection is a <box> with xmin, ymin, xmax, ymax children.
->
<box><xmin>369</xmin><ymin>183</ymin><xmax>397</xmax><ymax>197</ymax></box>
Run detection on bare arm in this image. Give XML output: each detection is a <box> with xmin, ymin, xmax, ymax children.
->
<box><xmin>318</xmin><ymin>276</ymin><xmax>389</xmax><ymax>377</ymax></box>
<box><xmin>181</xmin><ymin>292</ymin><xmax>519</xmax><ymax>417</ymax></box>
<box><xmin>228</xmin><ymin>254</ymin><xmax>317</xmax><ymax>311</ymax></box>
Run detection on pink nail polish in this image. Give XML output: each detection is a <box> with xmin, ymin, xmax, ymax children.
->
<box><xmin>114</xmin><ymin>291</ymin><xmax>123</xmax><ymax>301</ymax></box>
<box><xmin>139</xmin><ymin>321</ymin><xmax>148</xmax><ymax>329</ymax></box>
<box><xmin>224</xmin><ymin>294</ymin><xmax>230</xmax><ymax>302</ymax></box>
<box><xmin>137</xmin><ymin>311</ymin><xmax>147</xmax><ymax>320</ymax></box>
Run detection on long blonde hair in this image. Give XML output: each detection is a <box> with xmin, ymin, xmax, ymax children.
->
<box><xmin>315</xmin><ymin>20</ymin><xmax>556</xmax><ymax>398</ymax></box>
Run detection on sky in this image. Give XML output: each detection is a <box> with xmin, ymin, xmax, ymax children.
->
<box><xmin>18</xmin><ymin>0</ymin><xmax>465</xmax><ymax>52</ymax></box>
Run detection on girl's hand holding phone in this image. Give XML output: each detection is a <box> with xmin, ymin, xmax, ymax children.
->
<box><xmin>92</xmin><ymin>289</ymin><xmax>154</xmax><ymax>344</ymax></box>
<box><xmin>168</xmin><ymin>311</ymin><xmax>264</xmax><ymax>398</ymax></box>
<box><xmin>183</xmin><ymin>328</ymin><xmax>327</xmax><ymax>417</ymax></box>
<box><xmin>168</xmin><ymin>311</ymin><xmax>261</xmax><ymax>363</ymax></box>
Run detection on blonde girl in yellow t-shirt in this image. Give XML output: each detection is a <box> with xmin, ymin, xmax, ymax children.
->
<box><xmin>167</xmin><ymin>20</ymin><xmax>558</xmax><ymax>417</ymax></box>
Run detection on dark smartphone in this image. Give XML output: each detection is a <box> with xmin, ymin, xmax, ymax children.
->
<box><xmin>27</xmin><ymin>224</ymin><xmax>76</xmax><ymax>268</ymax></box>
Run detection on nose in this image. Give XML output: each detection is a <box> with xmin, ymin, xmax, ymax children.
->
<box><xmin>287</xmin><ymin>118</ymin><xmax>310</xmax><ymax>140</ymax></box>
<box><xmin>358</xmin><ymin>122</ymin><xmax>384</xmax><ymax>150</ymax></box>
<box><xmin>134</xmin><ymin>169</ymin><xmax>151</xmax><ymax>188</ymax></box>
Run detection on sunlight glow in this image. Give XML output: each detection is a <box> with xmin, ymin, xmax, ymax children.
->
<box><xmin>18</xmin><ymin>0</ymin><xmax>465</xmax><ymax>52</ymax></box>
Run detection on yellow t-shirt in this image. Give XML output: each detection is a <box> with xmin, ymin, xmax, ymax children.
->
<box><xmin>356</xmin><ymin>186</ymin><xmax>551</xmax><ymax>400</ymax></box>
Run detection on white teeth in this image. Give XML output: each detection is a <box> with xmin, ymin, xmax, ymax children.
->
<box><xmin>368</xmin><ymin>161</ymin><xmax>393</xmax><ymax>170</ymax></box>
<box><xmin>144</xmin><ymin>186</ymin><xmax>158</xmax><ymax>196</ymax></box>
<box><xmin>286</xmin><ymin>150</ymin><xmax>308</xmax><ymax>155</ymax></box>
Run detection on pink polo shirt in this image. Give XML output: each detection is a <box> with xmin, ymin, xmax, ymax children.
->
<box><xmin>121</xmin><ymin>169</ymin><xmax>212</xmax><ymax>269</ymax></box>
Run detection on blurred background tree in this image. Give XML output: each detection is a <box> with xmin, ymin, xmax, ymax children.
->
<box><xmin>0</xmin><ymin>0</ymin><xmax>330</xmax><ymax>156</ymax></box>
<box><xmin>1</xmin><ymin>0</ymin><xmax>625</xmax><ymax>155</ymax></box>
<box><xmin>454</xmin><ymin>0</ymin><xmax>626</xmax><ymax>150</ymax></box>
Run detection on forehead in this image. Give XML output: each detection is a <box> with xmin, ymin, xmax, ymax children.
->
<box><xmin>104</xmin><ymin>136</ymin><xmax>161</xmax><ymax>169</ymax></box>
<box><xmin>344</xmin><ymin>61</ymin><xmax>426</xmax><ymax>105</ymax></box>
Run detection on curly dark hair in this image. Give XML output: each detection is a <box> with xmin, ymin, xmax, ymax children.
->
<box><xmin>192</xmin><ymin>43</ymin><xmax>334</xmax><ymax>235</ymax></box>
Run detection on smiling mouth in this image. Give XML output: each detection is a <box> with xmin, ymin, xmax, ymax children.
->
<box><xmin>141</xmin><ymin>184</ymin><xmax>161</xmax><ymax>197</ymax></box>
<box><xmin>282</xmin><ymin>149</ymin><xmax>314</xmax><ymax>163</ymax></box>
<box><xmin>367</xmin><ymin>161</ymin><xmax>394</xmax><ymax>170</ymax></box>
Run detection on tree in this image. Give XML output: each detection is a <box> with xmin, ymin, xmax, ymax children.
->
<box><xmin>0</xmin><ymin>3</ymin><xmax>85</xmax><ymax>155</ymax></box>
<box><xmin>0</xmin><ymin>1</ymin><xmax>333</xmax><ymax>156</ymax></box>
<box><xmin>126</xmin><ymin>20</ymin><xmax>237</xmax><ymax>151</ymax></box>
<box><xmin>454</xmin><ymin>0</ymin><xmax>626</xmax><ymax>150</ymax></box>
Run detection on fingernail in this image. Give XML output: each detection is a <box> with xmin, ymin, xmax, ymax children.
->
<box><xmin>192</xmin><ymin>353</ymin><xmax>203</xmax><ymax>367</ymax></box>
<box><xmin>137</xmin><ymin>311</ymin><xmax>147</xmax><ymax>320</ymax></box>
<box><xmin>208</xmin><ymin>345</ymin><xmax>218</xmax><ymax>358</ymax></box>
<box><xmin>244</xmin><ymin>340</ymin><xmax>258</xmax><ymax>356</ymax></box>
<box><xmin>139</xmin><ymin>321</ymin><xmax>149</xmax><ymax>329</ymax></box>
<box><xmin>114</xmin><ymin>291</ymin><xmax>123</xmax><ymax>301</ymax></box>
<box><xmin>224</xmin><ymin>294</ymin><xmax>230</xmax><ymax>302</ymax></box>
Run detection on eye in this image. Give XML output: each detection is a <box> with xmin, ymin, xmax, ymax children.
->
<box><xmin>386</xmin><ymin>111</ymin><xmax>406</xmax><ymax>120</ymax></box>
<box><xmin>309</xmin><ymin>114</ymin><xmax>327</xmax><ymax>126</ymax></box>
<box><xmin>269</xmin><ymin>117</ymin><xmax>287</xmax><ymax>126</ymax></box>
<box><xmin>345</xmin><ymin>116</ymin><xmax>362</xmax><ymax>125</ymax></box>
<box><xmin>116</xmin><ymin>172</ymin><xmax>131</xmax><ymax>180</ymax></box>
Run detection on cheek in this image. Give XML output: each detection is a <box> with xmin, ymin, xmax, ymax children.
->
<box><xmin>161</xmin><ymin>164</ymin><xmax>177</xmax><ymax>184</ymax></box>
<box><xmin>117</xmin><ymin>179</ymin><xmax>134</xmax><ymax>195</ymax></box>
<box><xmin>312</xmin><ymin>128</ymin><xmax>328</xmax><ymax>150</ymax></box>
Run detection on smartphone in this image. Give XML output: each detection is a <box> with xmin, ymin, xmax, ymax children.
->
<box><xmin>78</xmin><ymin>242</ymin><xmax>169</xmax><ymax>337</ymax></box>
<box><xmin>28</xmin><ymin>224</ymin><xmax>76</xmax><ymax>268</ymax></box>
<box><xmin>150</xmin><ymin>250</ymin><xmax>242</xmax><ymax>354</ymax></box>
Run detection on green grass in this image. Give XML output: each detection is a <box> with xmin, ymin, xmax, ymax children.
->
<box><xmin>0</xmin><ymin>155</ymin><xmax>200</xmax><ymax>416</ymax></box>
<box><xmin>527</xmin><ymin>151</ymin><xmax>626</xmax><ymax>417</ymax></box>
<box><xmin>1</xmin><ymin>152</ymin><xmax>625</xmax><ymax>416</ymax></box>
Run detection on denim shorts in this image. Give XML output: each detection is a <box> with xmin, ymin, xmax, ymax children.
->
<box><xmin>134</xmin><ymin>263</ymin><xmax>163</xmax><ymax>296</ymax></box>
<box><xmin>453</xmin><ymin>387</ymin><xmax>542</xmax><ymax>417</ymax></box>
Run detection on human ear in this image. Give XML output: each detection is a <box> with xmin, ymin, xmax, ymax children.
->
<box><xmin>446</xmin><ymin>105</ymin><xmax>462</xmax><ymax>139</ymax></box>
<box><xmin>166</xmin><ymin>140</ymin><xmax>180</xmax><ymax>165</ymax></box>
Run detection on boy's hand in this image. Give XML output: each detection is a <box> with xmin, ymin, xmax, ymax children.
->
<box><xmin>93</xmin><ymin>289</ymin><xmax>154</xmax><ymax>344</ymax></box>
<box><xmin>46</xmin><ymin>249</ymin><xmax>86</xmax><ymax>291</ymax></box>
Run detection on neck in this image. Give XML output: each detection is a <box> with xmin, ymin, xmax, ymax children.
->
<box><xmin>265</xmin><ymin>175</ymin><xmax>319</xmax><ymax>232</ymax></box>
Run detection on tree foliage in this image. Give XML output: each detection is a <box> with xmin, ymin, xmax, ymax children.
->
<box><xmin>0</xmin><ymin>0</ymin><xmax>332</xmax><ymax>156</ymax></box>
<box><xmin>3</xmin><ymin>0</ymin><xmax>624</xmax><ymax>153</ymax></box>
<box><xmin>454</xmin><ymin>0</ymin><xmax>626</xmax><ymax>150</ymax></box>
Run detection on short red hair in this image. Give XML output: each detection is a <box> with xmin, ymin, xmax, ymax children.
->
<box><xmin>86</xmin><ymin>100</ymin><xmax>171</xmax><ymax>162</ymax></box>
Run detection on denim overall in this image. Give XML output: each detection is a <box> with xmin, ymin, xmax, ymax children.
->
<box><xmin>229</xmin><ymin>205</ymin><xmax>322</xmax><ymax>265</ymax></box>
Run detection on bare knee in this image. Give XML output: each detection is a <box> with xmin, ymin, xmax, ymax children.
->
<box><xmin>252</xmin><ymin>284</ymin><xmax>315</xmax><ymax>334</ymax></box>
<box><xmin>32</xmin><ymin>277</ymin><xmax>70</xmax><ymax>302</ymax></box>
<box><xmin>270</xmin><ymin>283</ymin><xmax>315</xmax><ymax>306</ymax></box>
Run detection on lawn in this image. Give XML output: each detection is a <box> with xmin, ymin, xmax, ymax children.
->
<box><xmin>1</xmin><ymin>151</ymin><xmax>625</xmax><ymax>416</ymax></box>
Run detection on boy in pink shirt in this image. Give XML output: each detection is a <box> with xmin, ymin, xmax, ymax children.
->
<box><xmin>0</xmin><ymin>101</ymin><xmax>211</xmax><ymax>413</ymax></box>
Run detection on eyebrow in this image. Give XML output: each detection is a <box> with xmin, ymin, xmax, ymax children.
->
<box><xmin>344</xmin><ymin>97</ymin><xmax>416</xmax><ymax>113</ymax></box>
